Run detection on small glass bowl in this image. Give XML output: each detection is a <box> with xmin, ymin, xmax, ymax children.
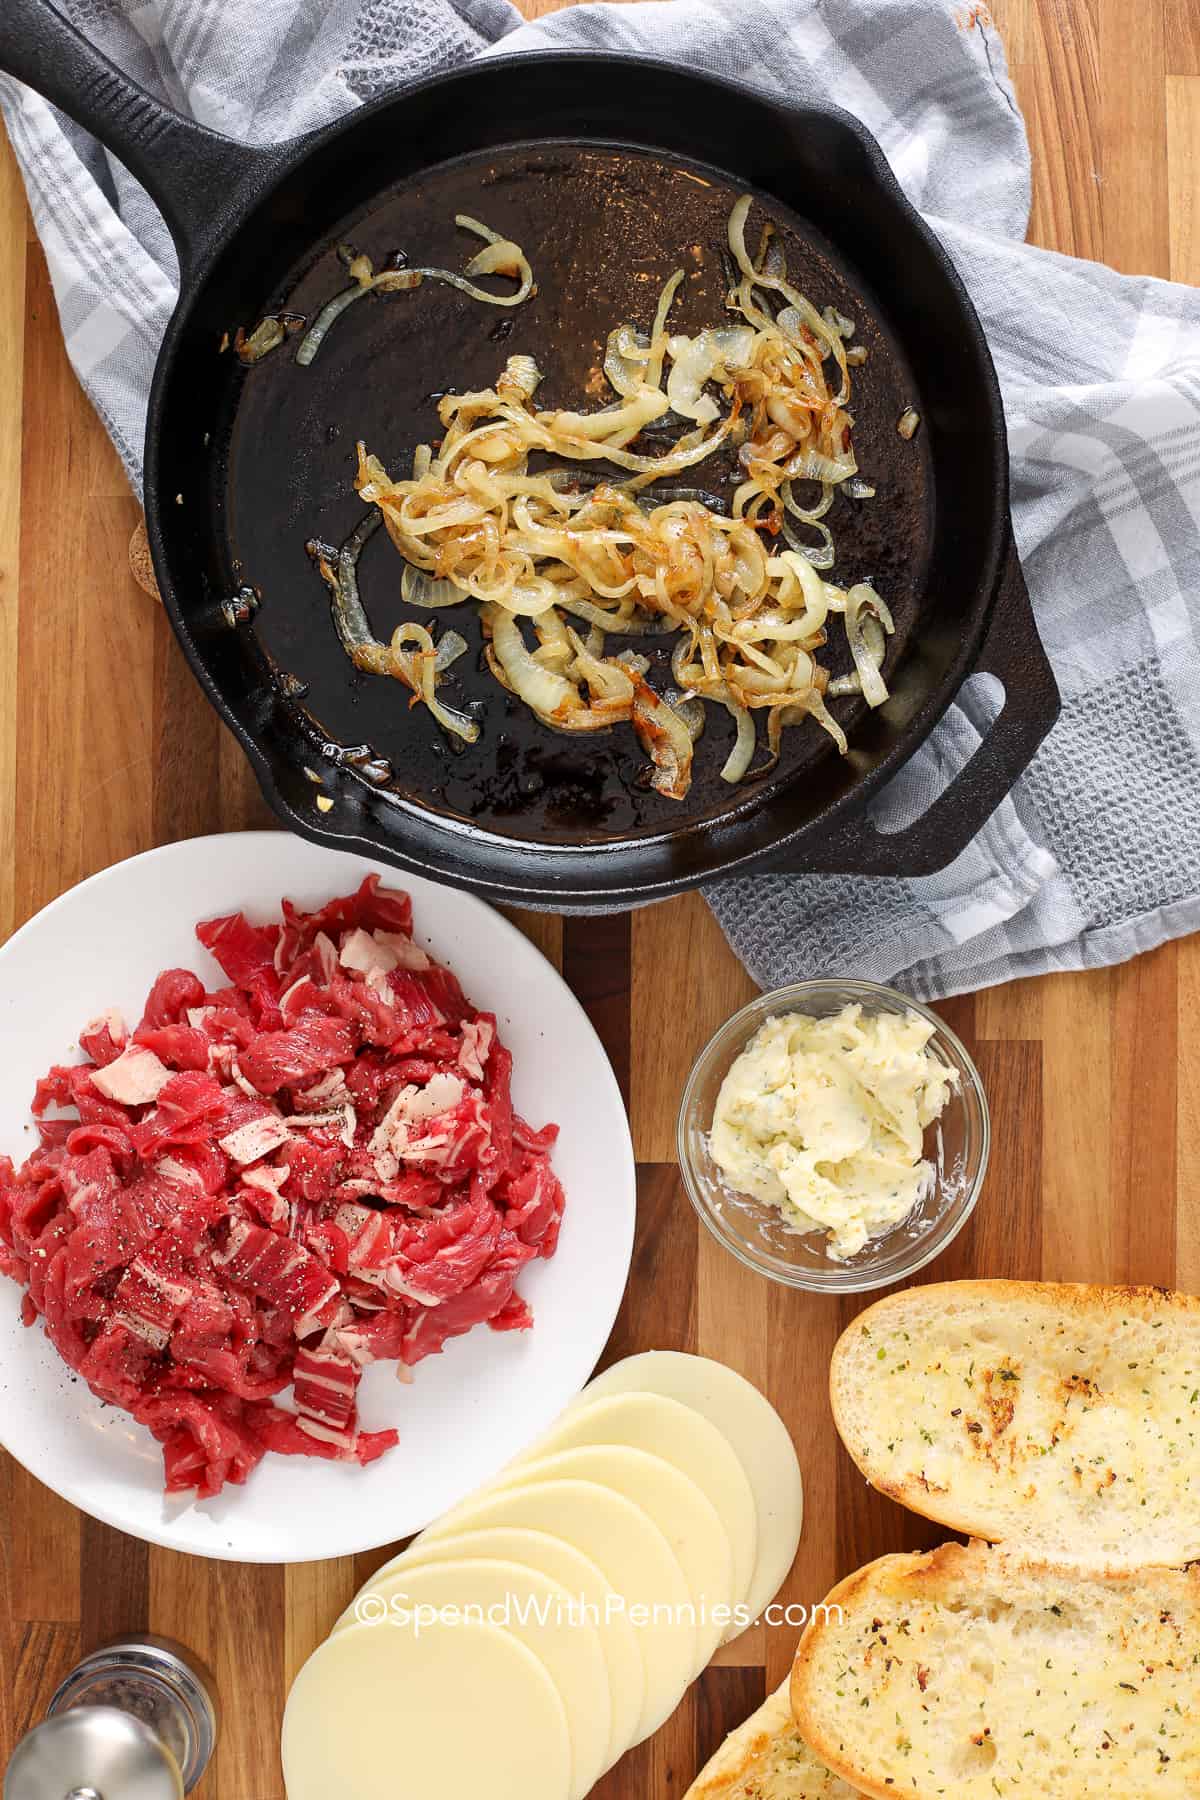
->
<box><xmin>677</xmin><ymin>979</ymin><xmax>989</xmax><ymax>1293</ymax></box>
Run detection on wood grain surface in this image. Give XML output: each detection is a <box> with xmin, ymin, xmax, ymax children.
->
<box><xmin>1</xmin><ymin>3</ymin><xmax>1198</xmax><ymax>1793</ymax></box>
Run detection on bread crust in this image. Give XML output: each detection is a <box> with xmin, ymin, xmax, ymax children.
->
<box><xmin>790</xmin><ymin>1552</ymin><xmax>933</xmax><ymax>1800</ymax></box>
<box><xmin>685</xmin><ymin>1677</ymin><xmax>859</xmax><ymax>1800</ymax></box>
<box><xmin>685</xmin><ymin>1682</ymin><xmax>793</xmax><ymax>1800</ymax></box>
<box><xmin>828</xmin><ymin>1280</ymin><xmax>1200</xmax><ymax>1568</ymax></box>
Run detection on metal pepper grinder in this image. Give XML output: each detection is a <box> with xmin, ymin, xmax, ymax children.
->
<box><xmin>4</xmin><ymin>1636</ymin><xmax>218</xmax><ymax>1800</ymax></box>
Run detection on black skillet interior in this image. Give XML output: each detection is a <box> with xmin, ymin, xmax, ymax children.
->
<box><xmin>226</xmin><ymin>143</ymin><xmax>933</xmax><ymax>844</ymax></box>
<box><xmin>148</xmin><ymin>56</ymin><xmax>1011</xmax><ymax>900</ymax></box>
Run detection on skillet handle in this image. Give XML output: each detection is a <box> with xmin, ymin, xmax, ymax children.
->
<box><xmin>772</xmin><ymin>535</ymin><xmax>1060</xmax><ymax>879</ymax></box>
<box><xmin>0</xmin><ymin>0</ymin><xmax>284</xmax><ymax>276</ymax></box>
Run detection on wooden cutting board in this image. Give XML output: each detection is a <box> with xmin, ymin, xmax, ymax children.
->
<box><xmin>1</xmin><ymin>2</ymin><xmax>1198</xmax><ymax>1793</ymax></box>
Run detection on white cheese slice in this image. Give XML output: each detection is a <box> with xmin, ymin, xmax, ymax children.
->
<box><xmin>357</xmin><ymin>1526</ymin><xmax>643</xmax><ymax>1770</ymax></box>
<box><xmin>418</xmin><ymin>1476</ymin><xmax>694</xmax><ymax>1746</ymax></box>
<box><xmin>580</xmin><ymin>1352</ymin><xmax>803</xmax><ymax>1643</ymax></box>
<box><xmin>481</xmin><ymin>1444</ymin><xmax>734</xmax><ymax>1679</ymax></box>
<box><xmin>331</xmin><ymin>1558</ymin><xmax>609</xmax><ymax>1800</ymax></box>
<box><xmin>506</xmin><ymin>1390</ymin><xmax>758</xmax><ymax>1609</ymax></box>
<box><xmin>283</xmin><ymin>1617</ymin><xmax>570</xmax><ymax>1800</ymax></box>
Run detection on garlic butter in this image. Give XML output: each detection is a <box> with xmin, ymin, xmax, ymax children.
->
<box><xmin>708</xmin><ymin>1003</ymin><xmax>958</xmax><ymax>1261</ymax></box>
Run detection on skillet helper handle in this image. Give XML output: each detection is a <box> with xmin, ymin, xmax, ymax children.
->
<box><xmin>0</xmin><ymin>0</ymin><xmax>281</xmax><ymax>277</ymax></box>
<box><xmin>775</xmin><ymin>534</ymin><xmax>1060</xmax><ymax>879</ymax></box>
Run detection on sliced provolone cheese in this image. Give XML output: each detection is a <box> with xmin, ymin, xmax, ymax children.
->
<box><xmin>359</xmin><ymin>1526</ymin><xmax>643</xmax><ymax>1767</ymax></box>
<box><xmin>331</xmin><ymin>1558</ymin><xmax>609</xmax><ymax>1800</ymax></box>
<box><xmin>282</xmin><ymin>1616</ymin><xmax>570</xmax><ymax>1800</ymax></box>
<box><xmin>581</xmin><ymin>1352</ymin><xmax>803</xmax><ymax>1640</ymax></box>
<box><xmin>508</xmin><ymin>1390</ymin><xmax>758</xmax><ymax>1604</ymax></box>
<box><xmin>486</xmin><ymin>1444</ymin><xmax>734</xmax><ymax>1674</ymax></box>
<box><xmin>418</xmin><ymin>1476</ymin><xmax>694</xmax><ymax>1744</ymax></box>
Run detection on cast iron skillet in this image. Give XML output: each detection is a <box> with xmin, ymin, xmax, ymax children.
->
<box><xmin>0</xmin><ymin>2</ymin><xmax>1059</xmax><ymax>909</ymax></box>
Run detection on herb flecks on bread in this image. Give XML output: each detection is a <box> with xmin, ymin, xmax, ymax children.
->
<box><xmin>791</xmin><ymin>1541</ymin><xmax>1200</xmax><ymax>1800</ymax></box>
<box><xmin>829</xmin><ymin>1281</ymin><xmax>1200</xmax><ymax>1567</ymax></box>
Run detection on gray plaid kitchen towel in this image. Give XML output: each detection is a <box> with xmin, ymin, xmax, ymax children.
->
<box><xmin>3</xmin><ymin>0</ymin><xmax>1199</xmax><ymax>999</ymax></box>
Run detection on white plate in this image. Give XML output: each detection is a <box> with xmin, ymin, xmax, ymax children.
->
<box><xmin>0</xmin><ymin>834</ymin><xmax>635</xmax><ymax>1562</ymax></box>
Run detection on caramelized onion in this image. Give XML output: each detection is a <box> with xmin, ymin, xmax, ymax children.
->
<box><xmin>631</xmin><ymin>679</ymin><xmax>695</xmax><ymax>799</ymax></box>
<box><xmin>297</xmin><ymin>262</ymin><xmax>422</xmax><ymax>366</ymax></box>
<box><xmin>297</xmin><ymin>215</ymin><xmax>534</xmax><ymax>367</ymax></box>
<box><xmin>318</xmin><ymin>193</ymin><xmax>896</xmax><ymax>795</ymax></box>
<box><xmin>401</xmin><ymin>564</ymin><xmax>470</xmax><ymax>608</ymax></box>
<box><xmin>719</xmin><ymin>699</ymin><xmax>756</xmax><ymax>783</ymax></box>
<box><xmin>485</xmin><ymin>605</ymin><xmax>575</xmax><ymax>717</ymax></box>
<box><xmin>307</xmin><ymin>515</ymin><xmax>477</xmax><ymax>741</ymax></box>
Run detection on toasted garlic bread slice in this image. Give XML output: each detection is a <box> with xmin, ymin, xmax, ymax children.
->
<box><xmin>830</xmin><ymin>1280</ymin><xmax>1200</xmax><ymax>1567</ymax></box>
<box><xmin>685</xmin><ymin>1679</ymin><xmax>861</xmax><ymax>1800</ymax></box>
<box><xmin>791</xmin><ymin>1541</ymin><xmax>1200</xmax><ymax>1800</ymax></box>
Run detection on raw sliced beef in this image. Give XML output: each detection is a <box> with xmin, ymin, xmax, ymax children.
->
<box><xmin>0</xmin><ymin>877</ymin><xmax>564</xmax><ymax>1498</ymax></box>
